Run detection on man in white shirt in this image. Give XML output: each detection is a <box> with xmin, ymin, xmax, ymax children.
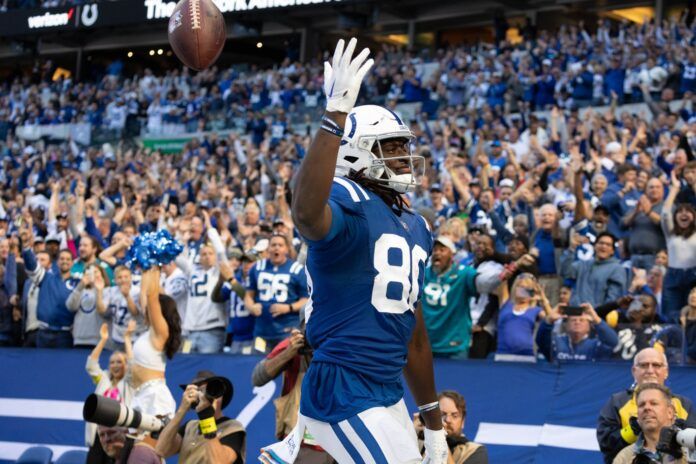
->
<box><xmin>176</xmin><ymin>213</ymin><xmax>229</xmax><ymax>353</ymax></box>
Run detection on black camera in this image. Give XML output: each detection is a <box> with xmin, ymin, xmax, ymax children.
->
<box><xmin>561</xmin><ymin>305</ymin><xmax>585</xmax><ymax>317</ymax></box>
<box><xmin>190</xmin><ymin>377</ymin><xmax>226</xmax><ymax>409</ymax></box>
<box><xmin>657</xmin><ymin>424</ymin><xmax>696</xmax><ymax>460</ymax></box>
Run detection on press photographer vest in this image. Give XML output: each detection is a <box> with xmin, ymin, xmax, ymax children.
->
<box><xmin>178</xmin><ymin>418</ymin><xmax>245</xmax><ymax>464</ymax></box>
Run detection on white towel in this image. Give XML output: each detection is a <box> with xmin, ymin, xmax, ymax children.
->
<box><xmin>258</xmin><ymin>413</ymin><xmax>306</xmax><ymax>464</ymax></box>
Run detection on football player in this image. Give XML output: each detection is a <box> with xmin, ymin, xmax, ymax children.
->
<box><xmin>262</xmin><ymin>38</ymin><xmax>448</xmax><ymax>464</ymax></box>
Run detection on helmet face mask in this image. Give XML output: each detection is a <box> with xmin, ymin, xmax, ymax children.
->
<box><xmin>336</xmin><ymin>105</ymin><xmax>424</xmax><ymax>193</ymax></box>
<box><xmin>369</xmin><ymin>139</ymin><xmax>425</xmax><ymax>194</ymax></box>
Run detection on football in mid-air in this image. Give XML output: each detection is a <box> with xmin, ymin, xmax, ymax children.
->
<box><xmin>167</xmin><ymin>0</ymin><xmax>226</xmax><ymax>71</ymax></box>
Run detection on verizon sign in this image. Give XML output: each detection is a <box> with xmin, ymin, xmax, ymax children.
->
<box><xmin>145</xmin><ymin>0</ymin><xmax>342</xmax><ymax>19</ymax></box>
<box><xmin>27</xmin><ymin>8</ymin><xmax>74</xmax><ymax>28</ymax></box>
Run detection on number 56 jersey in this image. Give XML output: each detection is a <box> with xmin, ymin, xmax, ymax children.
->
<box><xmin>301</xmin><ymin>177</ymin><xmax>433</xmax><ymax>423</ymax></box>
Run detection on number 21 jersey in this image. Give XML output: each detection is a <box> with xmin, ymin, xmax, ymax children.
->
<box><xmin>301</xmin><ymin>177</ymin><xmax>433</xmax><ymax>423</ymax></box>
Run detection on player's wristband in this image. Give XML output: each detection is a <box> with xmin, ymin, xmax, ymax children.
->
<box><xmin>320</xmin><ymin>123</ymin><xmax>344</xmax><ymax>138</ymax></box>
<box><xmin>288</xmin><ymin>304</ymin><xmax>293</xmax><ymax>313</ymax></box>
<box><xmin>418</xmin><ymin>401</ymin><xmax>440</xmax><ymax>413</ymax></box>
<box><xmin>322</xmin><ymin>115</ymin><xmax>343</xmax><ymax>131</ymax></box>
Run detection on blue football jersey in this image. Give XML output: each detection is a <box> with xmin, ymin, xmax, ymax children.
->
<box><xmin>222</xmin><ymin>270</ymin><xmax>255</xmax><ymax>342</ymax></box>
<box><xmin>246</xmin><ymin>258</ymin><xmax>308</xmax><ymax>341</ymax></box>
<box><xmin>572</xmin><ymin>219</ymin><xmax>598</xmax><ymax>262</ymax></box>
<box><xmin>301</xmin><ymin>177</ymin><xmax>433</xmax><ymax>423</ymax></box>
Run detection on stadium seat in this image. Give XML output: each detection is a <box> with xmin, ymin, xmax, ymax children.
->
<box><xmin>15</xmin><ymin>446</ymin><xmax>53</xmax><ymax>464</ymax></box>
<box><xmin>54</xmin><ymin>450</ymin><xmax>88</xmax><ymax>464</ymax></box>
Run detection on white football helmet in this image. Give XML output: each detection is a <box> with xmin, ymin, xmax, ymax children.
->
<box><xmin>335</xmin><ymin>105</ymin><xmax>424</xmax><ymax>193</ymax></box>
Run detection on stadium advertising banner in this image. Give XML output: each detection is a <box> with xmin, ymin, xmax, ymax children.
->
<box><xmin>1</xmin><ymin>348</ymin><xmax>696</xmax><ymax>464</ymax></box>
<box><xmin>0</xmin><ymin>0</ymin><xmax>345</xmax><ymax>37</ymax></box>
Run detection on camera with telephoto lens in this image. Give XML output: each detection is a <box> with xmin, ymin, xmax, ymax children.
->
<box><xmin>190</xmin><ymin>377</ymin><xmax>226</xmax><ymax>409</ymax></box>
<box><xmin>83</xmin><ymin>394</ymin><xmax>167</xmax><ymax>435</ymax></box>
<box><xmin>657</xmin><ymin>424</ymin><xmax>696</xmax><ymax>462</ymax></box>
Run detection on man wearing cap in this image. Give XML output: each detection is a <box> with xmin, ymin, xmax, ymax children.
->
<box><xmin>44</xmin><ymin>234</ymin><xmax>61</xmax><ymax>261</ymax></box>
<box><xmin>422</xmin><ymin>236</ymin><xmax>502</xmax><ymax>359</ymax></box>
<box><xmin>32</xmin><ymin>235</ymin><xmax>45</xmax><ymax>254</ymax></box>
<box><xmin>156</xmin><ymin>371</ymin><xmax>246</xmax><ymax>463</ymax></box>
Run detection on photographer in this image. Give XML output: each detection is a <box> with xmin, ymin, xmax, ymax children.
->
<box><xmin>94</xmin><ymin>425</ymin><xmax>159</xmax><ymax>464</ymax></box>
<box><xmin>613</xmin><ymin>383</ymin><xmax>687</xmax><ymax>464</ymax></box>
<box><xmin>413</xmin><ymin>390</ymin><xmax>488</xmax><ymax>464</ymax></box>
<box><xmin>536</xmin><ymin>303</ymin><xmax>619</xmax><ymax>362</ymax></box>
<box><xmin>155</xmin><ymin>371</ymin><xmax>245</xmax><ymax>463</ymax></box>
<box><xmin>597</xmin><ymin>348</ymin><xmax>696</xmax><ymax>463</ymax></box>
<box><xmin>251</xmin><ymin>327</ymin><xmax>333</xmax><ymax>463</ymax></box>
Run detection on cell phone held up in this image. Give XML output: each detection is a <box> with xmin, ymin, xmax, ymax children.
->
<box><xmin>561</xmin><ymin>305</ymin><xmax>585</xmax><ymax>317</ymax></box>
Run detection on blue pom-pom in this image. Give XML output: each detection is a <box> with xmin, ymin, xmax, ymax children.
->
<box><xmin>125</xmin><ymin>230</ymin><xmax>184</xmax><ymax>270</ymax></box>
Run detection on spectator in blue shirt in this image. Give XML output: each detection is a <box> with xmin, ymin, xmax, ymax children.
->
<box><xmin>571</xmin><ymin>64</ymin><xmax>594</xmax><ymax>107</ymax></box>
<box><xmin>20</xmin><ymin>227</ymin><xmax>75</xmax><ymax>348</ymax></box>
<box><xmin>496</xmin><ymin>273</ymin><xmax>544</xmax><ymax>357</ymax></box>
<box><xmin>401</xmin><ymin>68</ymin><xmax>423</xmax><ymax>103</ymax></box>
<box><xmin>603</xmin><ymin>163</ymin><xmax>640</xmax><ymax>238</ymax></box>
<box><xmin>534</xmin><ymin>60</ymin><xmax>556</xmax><ymax>109</ymax></box>
<box><xmin>537</xmin><ymin>303</ymin><xmax>619</xmax><ymax>362</ymax></box>
<box><xmin>486</xmin><ymin>72</ymin><xmax>507</xmax><ymax>109</ymax></box>
<box><xmin>605</xmin><ymin>57</ymin><xmax>626</xmax><ymax>103</ymax></box>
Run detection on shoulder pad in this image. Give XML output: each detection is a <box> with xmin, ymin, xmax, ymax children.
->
<box><xmin>330</xmin><ymin>177</ymin><xmax>371</xmax><ymax>213</ymax></box>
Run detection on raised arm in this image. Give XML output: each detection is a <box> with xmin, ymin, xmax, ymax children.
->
<box><xmin>99</xmin><ymin>237</ymin><xmax>131</xmax><ymax>267</ymax></box>
<box><xmin>661</xmin><ymin>169</ymin><xmax>680</xmax><ymax>236</ymax></box>
<box><xmin>570</xmin><ymin>150</ymin><xmax>590</xmax><ymax>222</ymax></box>
<box><xmin>203</xmin><ymin>211</ymin><xmax>226</xmax><ymax>261</ymax></box>
<box><xmin>94</xmin><ymin>273</ymin><xmax>107</xmax><ymax>316</ymax></box>
<box><xmin>291</xmin><ymin>38</ymin><xmax>373</xmax><ymax>241</ymax></box>
<box><xmin>140</xmin><ymin>267</ymin><xmax>168</xmax><ymax>350</ymax></box>
<box><xmin>86</xmin><ymin>323</ymin><xmax>110</xmax><ymax>384</ymax></box>
<box><xmin>89</xmin><ymin>323</ymin><xmax>110</xmax><ymax>363</ymax></box>
<box><xmin>48</xmin><ymin>180</ymin><xmax>60</xmax><ymax>223</ymax></box>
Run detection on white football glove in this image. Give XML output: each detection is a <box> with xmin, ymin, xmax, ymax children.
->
<box><xmin>323</xmin><ymin>37</ymin><xmax>374</xmax><ymax>114</ymax></box>
<box><xmin>422</xmin><ymin>428</ymin><xmax>448</xmax><ymax>464</ymax></box>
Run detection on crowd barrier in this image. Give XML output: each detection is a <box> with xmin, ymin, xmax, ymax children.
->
<box><xmin>0</xmin><ymin>348</ymin><xmax>694</xmax><ymax>464</ymax></box>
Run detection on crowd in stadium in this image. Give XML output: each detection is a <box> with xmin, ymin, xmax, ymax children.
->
<box><xmin>0</xmin><ymin>14</ymin><xmax>694</xmax><ymax>365</ymax></box>
<box><xmin>0</xmin><ymin>15</ymin><xmax>694</xmax><ymax>363</ymax></box>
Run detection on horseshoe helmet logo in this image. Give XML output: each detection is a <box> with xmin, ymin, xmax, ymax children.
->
<box><xmin>80</xmin><ymin>4</ymin><xmax>98</xmax><ymax>27</ymax></box>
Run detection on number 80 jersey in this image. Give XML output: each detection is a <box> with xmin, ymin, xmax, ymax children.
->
<box><xmin>301</xmin><ymin>177</ymin><xmax>433</xmax><ymax>422</ymax></box>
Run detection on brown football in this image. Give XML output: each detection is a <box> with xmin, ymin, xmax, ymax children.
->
<box><xmin>167</xmin><ymin>0</ymin><xmax>226</xmax><ymax>71</ymax></box>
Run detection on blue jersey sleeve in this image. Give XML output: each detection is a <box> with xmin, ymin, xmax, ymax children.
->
<box><xmin>219</xmin><ymin>282</ymin><xmax>232</xmax><ymax>301</ymax></box>
<box><xmin>291</xmin><ymin>264</ymin><xmax>309</xmax><ymax>299</ymax></box>
<box><xmin>306</xmin><ymin>178</ymin><xmax>367</xmax><ymax>251</ymax></box>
